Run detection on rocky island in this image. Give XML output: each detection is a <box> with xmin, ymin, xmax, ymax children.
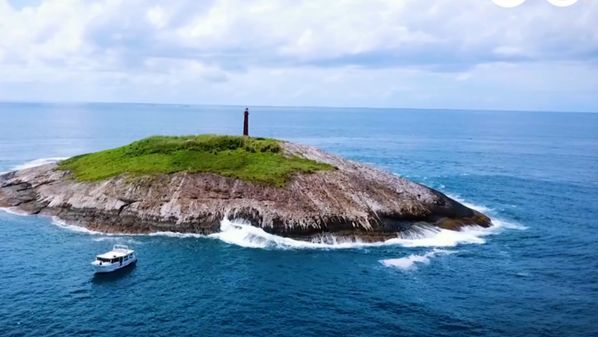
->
<box><xmin>0</xmin><ymin>135</ymin><xmax>491</xmax><ymax>242</ymax></box>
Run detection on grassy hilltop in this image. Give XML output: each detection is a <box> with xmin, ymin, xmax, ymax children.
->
<box><xmin>59</xmin><ymin>135</ymin><xmax>333</xmax><ymax>187</ymax></box>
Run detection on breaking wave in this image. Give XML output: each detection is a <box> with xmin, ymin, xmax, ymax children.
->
<box><xmin>209</xmin><ymin>219</ymin><xmax>371</xmax><ymax>249</ymax></box>
<box><xmin>91</xmin><ymin>237</ymin><xmax>143</xmax><ymax>245</ymax></box>
<box><xmin>7</xmin><ymin>206</ymin><xmax>520</xmax><ymax>251</ymax></box>
<box><xmin>40</xmin><ymin>216</ymin><xmax>506</xmax><ymax>250</ymax></box>
<box><xmin>380</xmin><ymin>249</ymin><xmax>455</xmax><ymax>270</ymax></box>
<box><xmin>0</xmin><ymin>207</ymin><xmax>30</xmax><ymax>216</ymax></box>
<box><xmin>1</xmin><ymin>179</ymin><xmax>522</xmax><ymax>253</ymax></box>
<box><xmin>10</xmin><ymin>157</ymin><xmax>69</xmax><ymax>171</ymax></box>
<box><xmin>209</xmin><ymin>218</ymin><xmax>505</xmax><ymax>250</ymax></box>
<box><xmin>148</xmin><ymin>231</ymin><xmax>205</xmax><ymax>239</ymax></box>
<box><xmin>444</xmin><ymin>192</ymin><xmax>495</xmax><ymax>213</ymax></box>
<box><xmin>209</xmin><ymin>194</ymin><xmax>523</xmax><ymax>250</ymax></box>
<box><xmin>376</xmin><ymin>195</ymin><xmax>525</xmax><ymax>270</ymax></box>
<box><xmin>51</xmin><ymin>217</ymin><xmax>105</xmax><ymax>235</ymax></box>
<box><xmin>448</xmin><ymin>193</ymin><xmax>526</xmax><ymax>230</ymax></box>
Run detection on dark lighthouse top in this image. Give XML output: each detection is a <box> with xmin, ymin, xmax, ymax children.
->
<box><xmin>243</xmin><ymin>107</ymin><xmax>249</xmax><ymax>136</ymax></box>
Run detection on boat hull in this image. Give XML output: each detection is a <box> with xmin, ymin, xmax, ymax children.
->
<box><xmin>92</xmin><ymin>257</ymin><xmax>137</xmax><ymax>273</ymax></box>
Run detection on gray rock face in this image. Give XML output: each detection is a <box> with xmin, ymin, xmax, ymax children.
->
<box><xmin>0</xmin><ymin>142</ymin><xmax>491</xmax><ymax>241</ymax></box>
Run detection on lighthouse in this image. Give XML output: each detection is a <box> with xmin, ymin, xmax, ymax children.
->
<box><xmin>243</xmin><ymin>107</ymin><xmax>249</xmax><ymax>136</ymax></box>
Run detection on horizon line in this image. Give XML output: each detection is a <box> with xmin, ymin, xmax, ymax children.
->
<box><xmin>0</xmin><ymin>100</ymin><xmax>596</xmax><ymax>115</ymax></box>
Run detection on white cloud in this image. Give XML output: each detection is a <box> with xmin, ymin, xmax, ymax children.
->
<box><xmin>0</xmin><ymin>0</ymin><xmax>597</xmax><ymax>111</ymax></box>
<box><xmin>146</xmin><ymin>5</ymin><xmax>169</xmax><ymax>29</ymax></box>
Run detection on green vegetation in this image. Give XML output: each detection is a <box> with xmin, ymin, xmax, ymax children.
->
<box><xmin>58</xmin><ymin>135</ymin><xmax>333</xmax><ymax>187</ymax></box>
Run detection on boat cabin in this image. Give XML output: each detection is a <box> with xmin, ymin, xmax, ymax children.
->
<box><xmin>91</xmin><ymin>244</ymin><xmax>137</xmax><ymax>273</ymax></box>
<box><xmin>95</xmin><ymin>254</ymin><xmax>134</xmax><ymax>265</ymax></box>
<box><xmin>95</xmin><ymin>245</ymin><xmax>135</xmax><ymax>265</ymax></box>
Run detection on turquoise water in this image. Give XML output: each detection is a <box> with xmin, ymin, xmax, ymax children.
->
<box><xmin>0</xmin><ymin>103</ymin><xmax>597</xmax><ymax>336</ymax></box>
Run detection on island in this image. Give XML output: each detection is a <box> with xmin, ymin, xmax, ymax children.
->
<box><xmin>0</xmin><ymin>135</ymin><xmax>491</xmax><ymax>242</ymax></box>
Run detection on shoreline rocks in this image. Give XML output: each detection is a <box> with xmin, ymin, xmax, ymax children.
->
<box><xmin>0</xmin><ymin>142</ymin><xmax>491</xmax><ymax>242</ymax></box>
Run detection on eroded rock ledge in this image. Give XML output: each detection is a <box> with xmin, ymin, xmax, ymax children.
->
<box><xmin>0</xmin><ymin>142</ymin><xmax>491</xmax><ymax>242</ymax></box>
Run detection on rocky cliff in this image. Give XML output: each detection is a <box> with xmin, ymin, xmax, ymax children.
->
<box><xmin>0</xmin><ymin>142</ymin><xmax>491</xmax><ymax>242</ymax></box>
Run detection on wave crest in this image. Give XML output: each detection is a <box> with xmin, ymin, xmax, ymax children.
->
<box><xmin>10</xmin><ymin>157</ymin><xmax>69</xmax><ymax>171</ymax></box>
<box><xmin>1</xmin><ymin>211</ymin><xmax>512</xmax><ymax>250</ymax></box>
<box><xmin>51</xmin><ymin>217</ymin><xmax>105</xmax><ymax>235</ymax></box>
<box><xmin>209</xmin><ymin>219</ymin><xmax>497</xmax><ymax>250</ymax></box>
<box><xmin>1</xmin><ymin>184</ymin><xmax>523</xmax><ymax>251</ymax></box>
<box><xmin>380</xmin><ymin>249</ymin><xmax>455</xmax><ymax>270</ymax></box>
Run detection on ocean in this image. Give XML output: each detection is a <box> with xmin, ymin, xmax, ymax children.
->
<box><xmin>0</xmin><ymin>103</ymin><xmax>596</xmax><ymax>336</ymax></box>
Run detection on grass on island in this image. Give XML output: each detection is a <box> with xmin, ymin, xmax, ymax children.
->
<box><xmin>58</xmin><ymin>135</ymin><xmax>333</xmax><ymax>187</ymax></box>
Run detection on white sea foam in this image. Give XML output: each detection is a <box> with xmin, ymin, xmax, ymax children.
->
<box><xmin>446</xmin><ymin>193</ymin><xmax>493</xmax><ymax>214</ymax></box>
<box><xmin>492</xmin><ymin>218</ymin><xmax>527</xmax><ymax>230</ymax></box>
<box><xmin>92</xmin><ymin>237</ymin><xmax>143</xmax><ymax>245</ymax></box>
<box><xmin>1</xmin><ymin>180</ymin><xmax>523</xmax><ymax>250</ymax></box>
<box><xmin>92</xmin><ymin>237</ymin><xmax>118</xmax><ymax>242</ymax></box>
<box><xmin>33</xmin><ymin>213</ymin><xmax>510</xmax><ymax>250</ymax></box>
<box><xmin>47</xmin><ymin>215</ymin><xmax>207</xmax><ymax>239</ymax></box>
<box><xmin>148</xmin><ymin>231</ymin><xmax>206</xmax><ymax>239</ymax></box>
<box><xmin>207</xmin><ymin>193</ymin><xmax>525</xmax><ymax>250</ymax></box>
<box><xmin>208</xmin><ymin>219</ymin><xmax>497</xmax><ymax>250</ymax></box>
<box><xmin>447</xmin><ymin>194</ymin><xmax>526</xmax><ymax>230</ymax></box>
<box><xmin>383</xmin><ymin>226</ymin><xmax>488</xmax><ymax>247</ymax></box>
<box><xmin>380</xmin><ymin>249</ymin><xmax>455</xmax><ymax>270</ymax></box>
<box><xmin>51</xmin><ymin>217</ymin><xmax>105</xmax><ymax>235</ymax></box>
<box><xmin>10</xmin><ymin>157</ymin><xmax>69</xmax><ymax>171</ymax></box>
<box><xmin>3</xmin><ymin>208</ymin><xmax>522</xmax><ymax>251</ymax></box>
<box><xmin>209</xmin><ymin>219</ymin><xmax>333</xmax><ymax>249</ymax></box>
<box><xmin>0</xmin><ymin>207</ymin><xmax>30</xmax><ymax>216</ymax></box>
<box><xmin>50</xmin><ymin>217</ymin><xmax>160</xmax><ymax>238</ymax></box>
<box><xmin>209</xmin><ymin>219</ymin><xmax>377</xmax><ymax>249</ymax></box>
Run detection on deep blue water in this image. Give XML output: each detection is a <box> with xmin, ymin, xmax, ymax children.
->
<box><xmin>0</xmin><ymin>103</ymin><xmax>597</xmax><ymax>337</ymax></box>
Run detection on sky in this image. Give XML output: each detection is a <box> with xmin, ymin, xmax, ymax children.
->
<box><xmin>0</xmin><ymin>0</ymin><xmax>597</xmax><ymax>112</ymax></box>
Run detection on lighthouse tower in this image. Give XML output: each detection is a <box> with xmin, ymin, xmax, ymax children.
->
<box><xmin>243</xmin><ymin>107</ymin><xmax>249</xmax><ymax>136</ymax></box>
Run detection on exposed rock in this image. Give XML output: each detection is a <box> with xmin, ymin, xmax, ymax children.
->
<box><xmin>0</xmin><ymin>142</ymin><xmax>491</xmax><ymax>242</ymax></box>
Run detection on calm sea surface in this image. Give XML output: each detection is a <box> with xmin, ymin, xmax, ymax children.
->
<box><xmin>0</xmin><ymin>103</ymin><xmax>597</xmax><ymax>337</ymax></box>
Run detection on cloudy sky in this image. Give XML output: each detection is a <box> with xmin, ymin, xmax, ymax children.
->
<box><xmin>0</xmin><ymin>0</ymin><xmax>597</xmax><ymax>111</ymax></box>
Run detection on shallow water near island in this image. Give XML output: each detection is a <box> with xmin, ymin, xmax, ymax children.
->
<box><xmin>1</xmin><ymin>103</ymin><xmax>597</xmax><ymax>336</ymax></box>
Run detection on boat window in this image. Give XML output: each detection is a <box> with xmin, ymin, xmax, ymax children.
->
<box><xmin>97</xmin><ymin>257</ymin><xmax>111</xmax><ymax>263</ymax></box>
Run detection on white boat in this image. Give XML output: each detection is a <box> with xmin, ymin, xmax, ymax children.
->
<box><xmin>91</xmin><ymin>244</ymin><xmax>137</xmax><ymax>273</ymax></box>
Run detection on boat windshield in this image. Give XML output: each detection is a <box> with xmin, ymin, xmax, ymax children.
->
<box><xmin>97</xmin><ymin>257</ymin><xmax>116</xmax><ymax>263</ymax></box>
